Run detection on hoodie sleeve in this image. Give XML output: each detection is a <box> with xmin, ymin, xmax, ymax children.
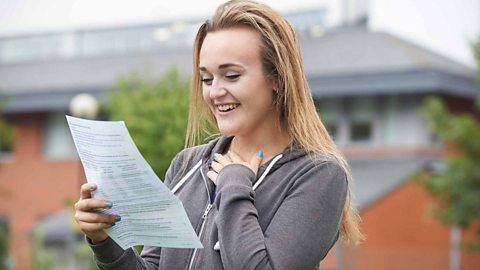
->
<box><xmin>214</xmin><ymin>161</ymin><xmax>348</xmax><ymax>270</ymax></box>
<box><xmin>88</xmin><ymin>150</ymin><xmax>184</xmax><ymax>270</ymax></box>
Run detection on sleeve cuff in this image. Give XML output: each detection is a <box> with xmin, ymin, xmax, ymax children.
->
<box><xmin>86</xmin><ymin>236</ymin><xmax>126</xmax><ymax>263</ymax></box>
<box><xmin>216</xmin><ymin>164</ymin><xmax>255</xmax><ymax>191</ymax></box>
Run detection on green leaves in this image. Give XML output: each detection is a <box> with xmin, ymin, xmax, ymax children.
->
<box><xmin>420</xmin><ymin>96</ymin><xmax>480</xmax><ymax>250</ymax></box>
<box><xmin>0</xmin><ymin>230</ymin><xmax>8</xmax><ymax>270</ymax></box>
<box><xmin>0</xmin><ymin>101</ymin><xmax>14</xmax><ymax>152</ymax></box>
<box><xmin>104</xmin><ymin>68</ymin><xmax>190</xmax><ymax>180</ymax></box>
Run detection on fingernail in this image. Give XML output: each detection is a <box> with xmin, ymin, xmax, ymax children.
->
<box><xmin>115</xmin><ymin>216</ymin><xmax>122</xmax><ymax>222</ymax></box>
<box><xmin>89</xmin><ymin>183</ymin><xmax>96</xmax><ymax>191</ymax></box>
<box><xmin>257</xmin><ymin>149</ymin><xmax>263</xmax><ymax>157</ymax></box>
<box><xmin>213</xmin><ymin>153</ymin><xmax>221</xmax><ymax>159</ymax></box>
<box><xmin>105</xmin><ymin>202</ymin><xmax>113</xmax><ymax>208</ymax></box>
<box><xmin>110</xmin><ymin>222</ymin><xmax>116</xmax><ymax>226</ymax></box>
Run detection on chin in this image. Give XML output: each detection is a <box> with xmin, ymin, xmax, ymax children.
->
<box><xmin>218</xmin><ymin>130</ymin><xmax>236</xmax><ymax>137</ymax></box>
<box><xmin>217</xmin><ymin>126</ymin><xmax>239</xmax><ymax>137</ymax></box>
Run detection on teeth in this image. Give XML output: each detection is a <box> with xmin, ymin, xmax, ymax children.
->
<box><xmin>217</xmin><ymin>104</ymin><xmax>239</xmax><ymax>112</ymax></box>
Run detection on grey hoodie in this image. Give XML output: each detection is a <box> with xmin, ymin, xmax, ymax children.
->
<box><xmin>89</xmin><ymin>136</ymin><xmax>347</xmax><ymax>270</ymax></box>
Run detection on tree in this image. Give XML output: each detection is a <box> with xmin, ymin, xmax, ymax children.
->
<box><xmin>419</xmin><ymin>37</ymin><xmax>480</xmax><ymax>252</ymax></box>
<box><xmin>30</xmin><ymin>230</ymin><xmax>54</xmax><ymax>270</ymax></box>
<box><xmin>421</xmin><ymin>96</ymin><xmax>480</xmax><ymax>250</ymax></box>
<box><xmin>0</xmin><ymin>103</ymin><xmax>14</xmax><ymax>153</ymax></box>
<box><xmin>0</xmin><ymin>230</ymin><xmax>8</xmax><ymax>270</ymax></box>
<box><xmin>104</xmin><ymin>68</ymin><xmax>190</xmax><ymax>180</ymax></box>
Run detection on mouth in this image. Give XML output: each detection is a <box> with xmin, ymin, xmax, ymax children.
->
<box><xmin>216</xmin><ymin>103</ymin><xmax>240</xmax><ymax>113</ymax></box>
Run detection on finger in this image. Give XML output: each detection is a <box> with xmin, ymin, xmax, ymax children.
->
<box><xmin>80</xmin><ymin>183</ymin><xmax>97</xmax><ymax>199</ymax></box>
<box><xmin>207</xmin><ymin>170</ymin><xmax>218</xmax><ymax>185</ymax></box>
<box><xmin>227</xmin><ymin>150</ymin><xmax>245</xmax><ymax>163</ymax></box>
<box><xmin>214</xmin><ymin>153</ymin><xmax>232</xmax><ymax>166</ymax></box>
<box><xmin>249</xmin><ymin>149</ymin><xmax>263</xmax><ymax>173</ymax></box>
<box><xmin>77</xmin><ymin>220</ymin><xmax>114</xmax><ymax>233</ymax></box>
<box><xmin>75</xmin><ymin>211</ymin><xmax>119</xmax><ymax>224</ymax></box>
<box><xmin>75</xmin><ymin>198</ymin><xmax>113</xmax><ymax>211</ymax></box>
<box><xmin>211</xmin><ymin>161</ymin><xmax>223</xmax><ymax>173</ymax></box>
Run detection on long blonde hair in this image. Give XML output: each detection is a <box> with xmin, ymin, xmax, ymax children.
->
<box><xmin>186</xmin><ymin>0</ymin><xmax>364</xmax><ymax>245</ymax></box>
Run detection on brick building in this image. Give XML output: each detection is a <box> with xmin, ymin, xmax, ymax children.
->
<box><xmin>1</xmin><ymin>12</ymin><xmax>480</xmax><ymax>270</ymax></box>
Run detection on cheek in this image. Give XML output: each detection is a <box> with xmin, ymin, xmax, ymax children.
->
<box><xmin>202</xmin><ymin>89</ymin><xmax>214</xmax><ymax>110</ymax></box>
<box><xmin>202</xmin><ymin>88</ymin><xmax>209</xmax><ymax>103</ymax></box>
<box><xmin>254</xmin><ymin>86</ymin><xmax>275</xmax><ymax>107</ymax></box>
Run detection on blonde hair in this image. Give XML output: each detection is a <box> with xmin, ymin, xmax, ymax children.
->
<box><xmin>186</xmin><ymin>0</ymin><xmax>364</xmax><ymax>245</ymax></box>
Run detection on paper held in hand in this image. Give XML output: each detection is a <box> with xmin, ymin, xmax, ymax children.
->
<box><xmin>66</xmin><ymin>115</ymin><xmax>203</xmax><ymax>250</ymax></box>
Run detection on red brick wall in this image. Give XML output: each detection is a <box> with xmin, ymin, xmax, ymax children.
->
<box><xmin>0</xmin><ymin>113</ymin><xmax>81</xmax><ymax>270</ymax></box>
<box><xmin>342</xmin><ymin>182</ymin><xmax>480</xmax><ymax>270</ymax></box>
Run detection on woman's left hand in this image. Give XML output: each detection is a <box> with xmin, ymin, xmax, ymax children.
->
<box><xmin>207</xmin><ymin>150</ymin><xmax>263</xmax><ymax>185</ymax></box>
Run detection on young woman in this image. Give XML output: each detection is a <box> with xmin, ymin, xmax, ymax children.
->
<box><xmin>74</xmin><ymin>1</ymin><xmax>363</xmax><ymax>269</ymax></box>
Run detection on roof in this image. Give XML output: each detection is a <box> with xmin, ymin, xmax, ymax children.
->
<box><xmin>1</xmin><ymin>24</ymin><xmax>478</xmax><ymax>113</ymax></box>
<box><xmin>301</xmin><ymin>25</ymin><xmax>475</xmax><ymax>78</ymax></box>
<box><xmin>35</xmin><ymin>209</ymin><xmax>76</xmax><ymax>245</ymax></box>
<box><xmin>302</xmin><ymin>25</ymin><xmax>480</xmax><ymax>98</ymax></box>
<box><xmin>349</xmin><ymin>155</ymin><xmax>434</xmax><ymax>210</ymax></box>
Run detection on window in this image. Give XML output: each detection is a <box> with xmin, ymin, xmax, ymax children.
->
<box><xmin>317</xmin><ymin>99</ymin><xmax>340</xmax><ymax>141</ymax></box>
<box><xmin>42</xmin><ymin>113</ymin><xmax>76</xmax><ymax>159</ymax></box>
<box><xmin>324</xmin><ymin>122</ymin><xmax>338</xmax><ymax>140</ymax></box>
<box><xmin>0</xmin><ymin>34</ymin><xmax>64</xmax><ymax>63</ymax></box>
<box><xmin>348</xmin><ymin>97</ymin><xmax>375</xmax><ymax>144</ymax></box>
<box><xmin>351</xmin><ymin>122</ymin><xmax>372</xmax><ymax>142</ymax></box>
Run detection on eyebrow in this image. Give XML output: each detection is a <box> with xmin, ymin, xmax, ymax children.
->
<box><xmin>199</xmin><ymin>63</ymin><xmax>243</xmax><ymax>71</ymax></box>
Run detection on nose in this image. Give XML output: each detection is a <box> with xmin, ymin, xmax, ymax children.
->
<box><xmin>209</xmin><ymin>79</ymin><xmax>228</xmax><ymax>99</ymax></box>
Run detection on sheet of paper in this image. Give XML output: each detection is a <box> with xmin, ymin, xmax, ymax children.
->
<box><xmin>66</xmin><ymin>115</ymin><xmax>202</xmax><ymax>249</ymax></box>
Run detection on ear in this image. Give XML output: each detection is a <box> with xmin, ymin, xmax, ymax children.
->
<box><xmin>269</xmin><ymin>76</ymin><xmax>281</xmax><ymax>94</ymax></box>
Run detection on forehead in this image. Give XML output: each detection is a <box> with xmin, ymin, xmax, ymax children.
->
<box><xmin>199</xmin><ymin>27</ymin><xmax>263</xmax><ymax>69</ymax></box>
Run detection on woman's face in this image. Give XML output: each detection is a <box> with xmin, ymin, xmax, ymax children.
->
<box><xmin>199</xmin><ymin>27</ymin><xmax>277</xmax><ymax>137</ymax></box>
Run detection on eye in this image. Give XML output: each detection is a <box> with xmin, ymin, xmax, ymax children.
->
<box><xmin>201</xmin><ymin>77</ymin><xmax>213</xmax><ymax>85</ymax></box>
<box><xmin>226</xmin><ymin>74</ymin><xmax>240</xmax><ymax>80</ymax></box>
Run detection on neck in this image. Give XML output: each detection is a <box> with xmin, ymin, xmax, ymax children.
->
<box><xmin>228</xmin><ymin>124</ymin><xmax>291</xmax><ymax>164</ymax></box>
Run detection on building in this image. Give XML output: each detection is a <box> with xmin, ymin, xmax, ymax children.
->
<box><xmin>1</xmin><ymin>9</ymin><xmax>480</xmax><ymax>270</ymax></box>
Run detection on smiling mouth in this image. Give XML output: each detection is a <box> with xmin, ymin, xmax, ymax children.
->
<box><xmin>217</xmin><ymin>103</ymin><xmax>240</xmax><ymax>112</ymax></box>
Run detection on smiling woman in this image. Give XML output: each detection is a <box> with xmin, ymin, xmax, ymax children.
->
<box><xmin>74</xmin><ymin>1</ymin><xmax>363</xmax><ymax>269</ymax></box>
<box><xmin>199</xmin><ymin>27</ymin><xmax>282</xmax><ymax>142</ymax></box>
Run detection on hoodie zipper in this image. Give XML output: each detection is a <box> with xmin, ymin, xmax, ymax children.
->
<box><xmin>185</xmin><ymin>152</ymin><xmax>283</xmax><ymax>270</ymax></box>
<box><xmin>187</xmin><ymin>203</ymin><xmax>212</xmax><ymax>270</ymax></box>
<box><xmin>187</xmin><ymin>165</ymin><xmax>213</xmax><ymax>270</ymax></box>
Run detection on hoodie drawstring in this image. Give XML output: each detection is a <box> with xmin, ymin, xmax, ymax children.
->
<box><xmin>171</xmin><ymin>154</ymin><xmax>284</xmax><ymax>194</ymax></box>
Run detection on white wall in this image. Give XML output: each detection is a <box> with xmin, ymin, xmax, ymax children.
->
<box><xmin>369</xmin><ymin>0</ymin><xmax>480</xmax><ymax>68</ymax></box>
<box><xmin>382</xmin><ymin>95</ymin><xmax>431</xmax><ymax>147</ymax></box>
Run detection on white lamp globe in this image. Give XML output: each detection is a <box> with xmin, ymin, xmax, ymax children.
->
<box><xmin>69</xmin><ymin>93</ymin><xmax>99</xmax><ymax>119</ymax></box>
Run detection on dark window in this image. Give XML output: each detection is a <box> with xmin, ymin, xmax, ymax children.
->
<box><xmin>0</xmin><ymin>217</ymin><xmax>7</xmax><ymax>235</ymax></box>
<box><xmin>350</xmin><ymin>121</ymin><xmax>372</xmax><ymax>143</ymax></box>
<box><xmin>348</xmin><ymin>97</ymin><xmax>375</xmax><ymax>144</ymax></box>
<box><xmin>324</xmin><ymin>122</ymin><xmax>338</xmax><ymax>141</ymax></box>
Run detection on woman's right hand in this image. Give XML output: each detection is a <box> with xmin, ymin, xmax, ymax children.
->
<box><xmin>74</xmin><ymin>183</ymin><xmax>119</xmax><ymax>244</ymax></box>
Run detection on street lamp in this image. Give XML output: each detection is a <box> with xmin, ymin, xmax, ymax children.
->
<box><xmin>69</xmin><ymin>93</ymin><xmax>99</xmax><ymax>189</ymax></box>
<box><xmin>69</xmin><ymin>93</ymin><xmax>99</xmax><ymax>120</ymax></box>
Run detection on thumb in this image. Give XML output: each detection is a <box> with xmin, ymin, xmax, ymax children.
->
<box><xmin>249</xmin><ymin>149</ymin><xmax>263</xmax><ymax>173</ymax></box>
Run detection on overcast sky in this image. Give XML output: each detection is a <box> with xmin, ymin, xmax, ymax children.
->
<box><xmin>0</xmin><ymin>0</ymin><xmax>333</xmax><ymax>35</ymax></box>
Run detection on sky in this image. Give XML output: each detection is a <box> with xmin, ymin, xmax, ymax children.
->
<box><xmin>369</xmin><ymin>0</ymin><xmax>479</xmax><ymax>68</ymax></box>
<box><xmin>0</xmin><ymin>0</ymin><xmax>478</xmax><ymax>67</ymax></box>
<box><xmin>0</xmin><ymin>0</ymin><xmax>332</xmax><ymax>35</ymax></box>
